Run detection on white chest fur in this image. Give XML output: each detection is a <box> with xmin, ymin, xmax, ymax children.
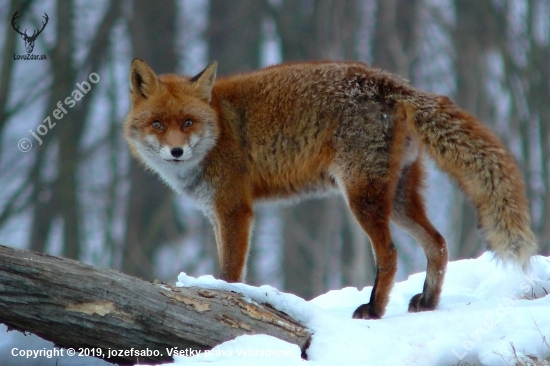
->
<box><xmin>140</xmin><ymin>154</ymin><xmax>214</xmax><ymax>211</ymax></box>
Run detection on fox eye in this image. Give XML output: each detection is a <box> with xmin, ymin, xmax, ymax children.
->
<box><xmin>183</xmin><ymin>119</ymin><xmax>193</xmax><ymax>128</ymax></box>
<box><xmin>152</xmin><ymin>120</ymin><xmax>163</xmax><ymax>130</ymax></box>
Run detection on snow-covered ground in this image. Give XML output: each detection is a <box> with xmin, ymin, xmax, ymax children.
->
<box><xmin>1</xmin><ymin>252</ymin><xmax>549</xmax><ymax>366</ymax></box>
<box><xmin>172</xmin><ymin>252</ymin><xmax>550</xmax><ymax>366</ymax></box>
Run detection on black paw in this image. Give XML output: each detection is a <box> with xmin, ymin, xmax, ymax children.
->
<box><xmin>408</xmin><ymin>293</ymin><xmax>437</xmax><ymax>313</ymax></box>
<box><xmin>352</xmin><ymin>303</ymin><xmax>381</xmax><ymax>319</ymax></box>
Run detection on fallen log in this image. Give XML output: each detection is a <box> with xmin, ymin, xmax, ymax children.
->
<box><xmin>0</xmin><ymin>244</ymin><xmax>312</xmax><ymax>364</ymax></box>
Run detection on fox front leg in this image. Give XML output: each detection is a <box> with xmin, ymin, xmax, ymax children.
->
<box><xmin>211</xmin><ymin>203</ymin><xmax>254</xmax><ymax>282</ymax></box>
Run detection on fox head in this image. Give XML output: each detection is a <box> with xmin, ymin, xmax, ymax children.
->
<box><xmin>124</xmin><ymin>59</ymin><xmax>219</xmax><ymax>173</ymax></box>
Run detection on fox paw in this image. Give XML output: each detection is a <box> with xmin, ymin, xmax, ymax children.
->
<box><xmin>352</xmin><ymin>303</ymin><xmax>381</xmax><ymax>319</ymax></box>
<box><xmin>408</xmin><ymin>293</ymin><xmax>436</xmax><ymax>313</ymax></box>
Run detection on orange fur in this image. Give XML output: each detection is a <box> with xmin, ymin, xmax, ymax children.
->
<box><xmin>124</xmin><ymin>59</ymin><xmax>537</xmax><ymax>319</ymax></box>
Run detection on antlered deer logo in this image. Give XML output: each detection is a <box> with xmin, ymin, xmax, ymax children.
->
<box><xmin>12</xmin><ymin>10</ymin><xmax>49</xmax><ymax>54</ymax></box>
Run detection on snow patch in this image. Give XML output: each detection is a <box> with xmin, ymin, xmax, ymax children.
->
<box><xmin>173</xmin><ymin>252</ymin><xmax>550</xmax><ymax>365</ymax></box>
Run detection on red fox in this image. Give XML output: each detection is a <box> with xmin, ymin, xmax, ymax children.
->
<box><xmin>124</xmin><ymin>59</ymin><xmax>538</xmax><ymax>319</ymax></box>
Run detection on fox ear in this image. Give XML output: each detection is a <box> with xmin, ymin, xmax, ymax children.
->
<box><xmin>129</xmin><ymin>58</ymin><xmax>160</xmax><ymax>105</ymax></box>
<box><xmin>191</xmin><ymin>61</ymin><xmax>217</xmax><ymax>103</ymax></box>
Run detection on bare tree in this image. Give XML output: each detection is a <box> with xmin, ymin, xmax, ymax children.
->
<box><xmin>371</xmin><ymin>0</ymin><xmax>422</xmax><ymax>77</ymax></box>
<box><xmin>493</xmin><ymin>0</ymin><xmax>550</xmax><ymax>253</ymax></box>
<box><xmin>261</xmin><ymin>0</ymin><xmax>364</xmax><ymax>299</ymax></box>
<box><xmin>121</xmin><ymin>0</ymin><xmax>181</xmax><ymax>280</ymax></box>
<box><xmin>448</xmin><ymin>0</ymin><xmax>500</xmax><ymax>259</ymax></box>
<box><xmin>208</xmin><ymin>0</ymin><xmax>264</xmax><ymax>76</ymax></box>
<box><xmin>24</xmin><ymin>1</ymin><xmax>122</xmax><ymax>260</ymax></box>
<box><xmin>208</xmin><ymin>0</ymin><xmax>278</xmax><ymax>286</ymax></box>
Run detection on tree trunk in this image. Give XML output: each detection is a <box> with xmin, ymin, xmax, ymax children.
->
<box><xmin>208</xmin><ymin>0</ymin><xmax>265</xmax><ymax>285</ymax></box>
<box><xmin>372</xmin><ymin>0</ymin><xmax>421</xmax><ymax>76</ymax></box>
<box><xmin>122</xmin><ymin>0</ymin><xmax>180</xmax><ymax>280</ymax></box>
<box><xmin>208</xmin><ymin>0</ymin><xmax>263</xmax><ymax>76</ymax></box>
<box><xmin>269</xmin><ymin>0</ymin><xmax>361</xmax><ymax>300</ymax></box>
<box><xmin>450</xmin><ymin>0</ymin><xmax>497</xmax><ymax>259</ymax></box>
<box><xmin>0</xmin><ymin>245</ymin><xmax>311</xmax><ymax>365</ymax></box>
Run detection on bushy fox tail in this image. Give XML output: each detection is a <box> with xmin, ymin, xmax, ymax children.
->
<box><xmin>402</xmin><ymin>94</ymin><xmax>538</xmax><ymax>269</ymax></box>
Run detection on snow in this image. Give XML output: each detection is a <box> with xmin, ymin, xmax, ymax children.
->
<box><xmin>1</xmin><ymin>252</ymin><xmax>549</xmax><ymax>365</ymax></box>
<box><xmin>170</xmin><ymin>252</ymin><xmax>550</xmax><ymax>366</ymax></box>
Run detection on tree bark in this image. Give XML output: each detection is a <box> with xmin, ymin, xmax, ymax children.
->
<box><xmin>0</xmin><ymin>245</ymin><xmax>311</xmax><ymax>365</ymax></box>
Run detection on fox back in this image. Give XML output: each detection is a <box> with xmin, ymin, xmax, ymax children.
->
<box><xmin>126</xmin><ymin>60</ymin><xmax>409</xmax><ymax>203</ymax></box>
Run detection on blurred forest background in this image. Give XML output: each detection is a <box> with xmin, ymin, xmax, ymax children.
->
<box><xmin>0</xmin><ymin>0</ymin><xmax>549</xmax><ymax>301</ymax></box>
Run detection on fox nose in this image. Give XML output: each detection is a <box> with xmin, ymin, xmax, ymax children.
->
<box><xmin>171</xmin><ymin>147</ymin><xmax>184</xmax><ymax>158</ymax></box>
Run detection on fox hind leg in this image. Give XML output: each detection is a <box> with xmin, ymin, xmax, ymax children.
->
<box><xmin>344</xmin><ymin>104</ymin><xmax>410</xmax><ymax>319</ymax></box>
<box><xmin>346</xmin><ymin>178</ymin><xmax>398</xmax><ymax>320</ymax></box>
<box><xmin>391</xmin><ymin>159</ymin><xmax>448</xmax><ymax>312</ymax></box>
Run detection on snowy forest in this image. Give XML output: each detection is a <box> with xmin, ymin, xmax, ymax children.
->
<box><xmin>0</xmin><ymin>0</ymin><xmax>549</xmax><ymax>305</ymax></box>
